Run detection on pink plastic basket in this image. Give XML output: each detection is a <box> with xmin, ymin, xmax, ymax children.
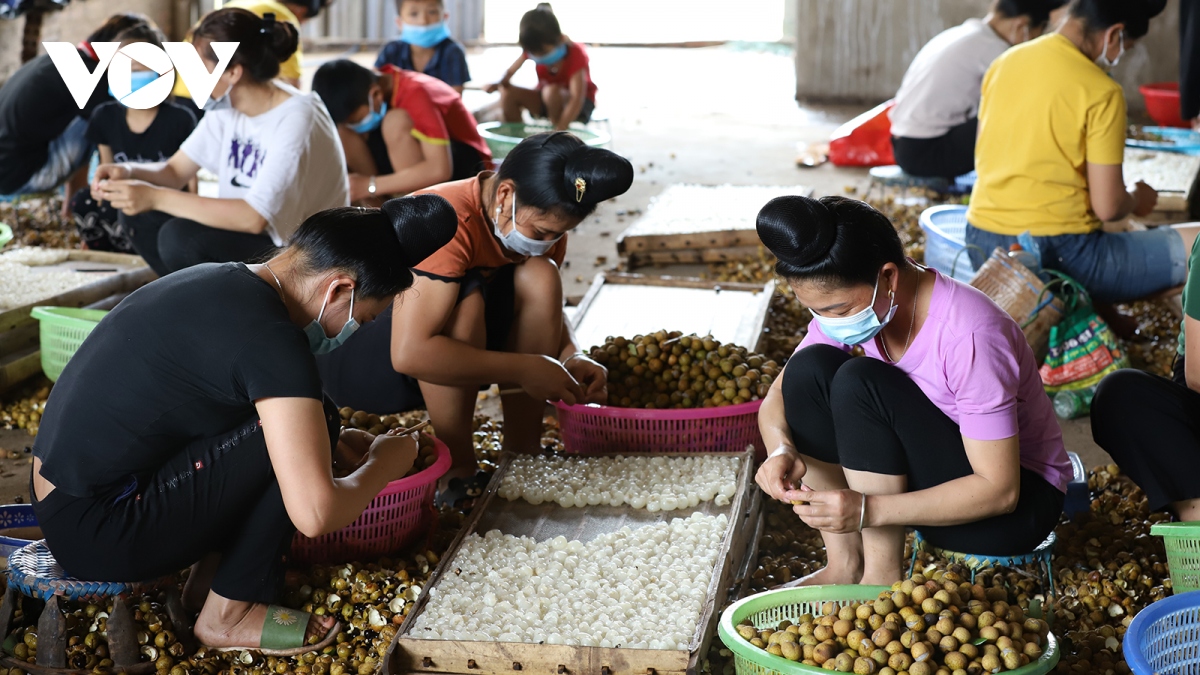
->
<box><xmin>290</xmin><ymin>437</ymin><xmax>452</xmax><ymax>564</ymax></box>
<box><xmin>555</xmin><ymin>400</ymin><xmax>765</xmax><ymax>458</ymax></box>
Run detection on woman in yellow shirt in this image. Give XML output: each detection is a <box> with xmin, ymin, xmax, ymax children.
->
<box><xmin>966</xmin><ymin>0</ymin><xmax>1199</xmax><ymax>305</ymax></box>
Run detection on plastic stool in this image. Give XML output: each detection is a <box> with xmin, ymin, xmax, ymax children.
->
<box><xmin>1064</xmin><ymin>452</ymin><xmax>1089</xmax><ymax>517</ymax></box>
<box><xmin>0</xmin><ymin>540</ymin><xmax>194</xmax><ymax>672</ymax></box>
<box><xmin>908</xmin><ymin>530</ymin><xmax>1057</xmax><ymax>598</ymax></box>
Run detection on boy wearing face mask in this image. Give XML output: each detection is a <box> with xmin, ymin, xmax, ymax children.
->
<box><xmin>966</xmin><ymin>0</ymin><xmax>1200</xmax><ymax>315</ymax></box>
<box><xmin>486</xmin><ymin>3</ymin><xmax>597</xmax><ymax>132</ymax></box>
<box><xmin>375</xmin><ymin>0</ymin><xmax>471</xmax><ymax>94</ymax></box>
<box><xmin>74</xmin><ymin>24</ymin><xmax>197</xmax><ymax>253</ymax></box>
<box><xmin>312</xmin><ymin>59</ymin><xmax>492</xmax><ymax>204</ymax></box>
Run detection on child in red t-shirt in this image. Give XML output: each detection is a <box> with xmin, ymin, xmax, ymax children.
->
<box><xmin>486</xmin><ymin>3</ymin><xmax>596</xmax><ymax>131</ymax></box>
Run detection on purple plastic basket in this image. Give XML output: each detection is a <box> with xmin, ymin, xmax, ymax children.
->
<box><xmin>555</xmin><ymin>400</ymin><xmax>765</xmax><ymax>458</ymax></box>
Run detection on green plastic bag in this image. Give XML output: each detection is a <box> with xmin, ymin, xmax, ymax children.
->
<box><xmin>1035</xmin><ymin>273</ymin><xmax>1128</xmax><ymax>417</ymax></box>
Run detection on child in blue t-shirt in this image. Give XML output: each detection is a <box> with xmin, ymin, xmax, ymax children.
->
<box><xmin>375</xmin><ymin>0</ymin><xmax>471</xmax><ymax>94</ymax></box>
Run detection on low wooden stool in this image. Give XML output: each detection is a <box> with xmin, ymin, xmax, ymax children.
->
<box><xmin>908</xmin><ymin>531</ymin><xmax>1057</xmax><ymax>600</ymax></box>
<box><xmin>0</xmin><ymin>540</ymin><xmax>194</xmax><ymax>674</ymax></box>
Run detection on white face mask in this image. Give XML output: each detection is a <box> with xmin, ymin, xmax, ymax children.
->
<box><xmin>493</xmin><ymin>195</ymin><xmax>562</xmax><ymax>257</ymax></box>
<box><xmin>1095</xmin><ymin>29</ymin><xmax>1125</xmax><ymax>70</ymax></box>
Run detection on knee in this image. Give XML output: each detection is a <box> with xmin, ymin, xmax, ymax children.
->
<box><xmin>513</xmin><ymin>257</ymin><xmax>563</xmax><ymax>307</ymax></box>
<box><xmin>781</xmin><ymin>345</ymin><xmax>850</xmax><ymax>403</ymax></box>
<box><xmin>157</xmin><ymin>218</ymin><xmax>203</xmax><ymax>273</ymax></box>
<box><xmin>1091</xmin><ymin>369</ymin><xmax>1152</xmax><ymax>440</ymax></box>
<box><xmin>829</xmin><ymin>356</ymin><xmax>895</xmax><ymax>409</ymax></box>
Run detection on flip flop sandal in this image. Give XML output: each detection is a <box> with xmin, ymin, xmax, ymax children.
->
<box><xmin>210</xmin><ymin>606</ymin><xmax>341</xmax><ymax>657</ymax></box>
<box><xmin>435</xmin><ymin>471</ymin><xmax>491</xmax><ymax>508</ymax></box>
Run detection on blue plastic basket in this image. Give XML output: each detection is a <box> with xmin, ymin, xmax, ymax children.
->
<box><xmin>1126</xmin><ymin>590</ymin><xmax>1200</xmax><ymax>674</ymax></box>
<box><xmin>0</xmin><ymin>504</ymin><xmax>38</xmax><ymax>562</ymax></box>
<box><xmin>920</xmin><ymin>205</ymin><xmax>975</xmax><ymax>282</ymax></box>
<box><xmin>1126</xmin><ymin>126</ymin><xmax>1200</xmax><ymax>154</ymax></box>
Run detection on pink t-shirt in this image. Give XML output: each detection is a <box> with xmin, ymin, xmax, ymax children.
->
<box><xmin>797</xmin><ymin>268</ymin><xmax>1071</xmax><ymax>492</ymax></box>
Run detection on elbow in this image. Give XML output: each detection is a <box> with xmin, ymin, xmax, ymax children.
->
<box><xmin>293</xmin><ymin>511</ymin><xmax>332</xmax><ymax>539</ymax></box>
<box><xmin>998</xmin><ymin>485</ymin><xmax>1020</xmax><ymax>515</ymax></box>
<box><xmin>1091</xmin><ymin>200</ymin><xmax>1122</xmax><ymax>223</ymax></box>
<box><xmin>246</xmin><ymin>215</ymin><xmax>269</xmax><ymax>235</ymax></box>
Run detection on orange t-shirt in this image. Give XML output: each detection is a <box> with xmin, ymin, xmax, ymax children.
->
<box><xmin>413</xmin><ymin>172</ymin><xmax>567</xmax><ymax>281</ymax></box>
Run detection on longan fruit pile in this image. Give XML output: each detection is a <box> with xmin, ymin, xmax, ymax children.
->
<box><xmin>587</xmin><ymin>331</ymin><xmax>780</xmax><ymax>409</ymax></box>
<box><xmin>735</xmin><ymin>572</ymin><xmax>1051</xmax><ymax>674</ymax></box>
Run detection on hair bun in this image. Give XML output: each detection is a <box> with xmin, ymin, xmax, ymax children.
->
<box><xmin>562</xmin><ymin>146</ymin><xmax>634</xmax><ymax>207</ymax></box>
<box><xmin>382</xmin><ymin>194</ymin><xmax>458</xmax><ymax>268</ymax></box>
<box><xmin>1144</xmin><ymin>0</ymin><xmax>1167</xmax><ymax>19</ymax></box>
<box><xmin>756</xmin><ymin>195</ymin><xmax>838</xmax><ymax>268</ymax></box>
<box><xmin>264</xmin><ymin>14</ymin><xmax>299</xmax><ymax>61</ymax></box>
<box><xmin>535</xmin><ymin>2</ymin><xmax>554</xmax><ymax>12</ymax></box>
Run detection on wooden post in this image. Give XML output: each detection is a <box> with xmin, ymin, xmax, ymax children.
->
<box><xmin>34</xmin><ymin>595</ymin><xmax>65</xmax><ymax>668</ymax></box>
<box><xmin>0</xmin><ymin>590</ymin><xmax>18</xmax><ymax>651</ymax></box>
<box><xmin>20</xmin><ymin>8</ymin><xmax>44</xmax><ymax>64</ymax></box>
<box><xmin>108</xmin><ymin>597</ymin><xmax>139</xmax><ymax>669</ymax></box>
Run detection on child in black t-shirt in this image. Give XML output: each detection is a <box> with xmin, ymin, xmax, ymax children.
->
<box><xmin>70</xmin><ymin>25</ymin><xmax>197</xmax><ymax>252</ymax></box>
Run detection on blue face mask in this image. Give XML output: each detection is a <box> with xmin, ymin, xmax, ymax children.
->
<box><xmin>531</xmin><ymin>42</ymin><xmax>568</xmax><ymax>66</ymax></box>
<box><xmin>401</xmin><ymin>21</ymin><xmax>451</xmax><ymax>48</ymax></box>
<box><xmin>349</xmin><ymin>101</ymin><xmax>387</xmax><ymax>134</ymax></box>
<box><xmin>304</xmin><ymin>284</ymin><xmax>359</xmax><ymax>355</ymax></box>
<box><xmin>108</xmin><ymin>70</ymin><xmax>160</xmax><ymax>105</ymax></box>
<box><xmin>809</xmin><ymin>273</ymin><xmax>897</xmax><ymax>346</ymax></box>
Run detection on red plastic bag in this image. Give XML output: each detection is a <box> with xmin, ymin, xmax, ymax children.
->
<box><xmin>829</xmin><ymin>100</ymin><xmax>896</xmax><ymax>168</ymax></box>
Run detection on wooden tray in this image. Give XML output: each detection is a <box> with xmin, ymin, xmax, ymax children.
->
<box><xmin>0</xmin><ymin>250</ymin><xmax>155</xmax><ymax>392</ymax></box>
<box><xmin>387</xmin><ymin>449</ymin><xmax>761</xmax><ymax>675</ymax></box>
<box><xmin>569</xmin><ymin>273</ymin><xmax>773</xmax><ymax>353</ymax></box>
<box><xmin>616</xmin><ymin>184</ymin><xmax>813</xmax><ymax>269</ymax></box>
<box><xmin>1123</xmin><ymin>149</ymin><xmax>1200</xmax><ymax>214</ymax></box>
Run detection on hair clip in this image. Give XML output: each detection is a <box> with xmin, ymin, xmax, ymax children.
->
<box><xmin>575</xmin><ymin>177</ymin><xmax>587</xmax><ymax>203</ymax></box>
<box><xmin>260</xmin><ymin>12</ymin><xmax>276</xmax><ymax>34</ymax></box>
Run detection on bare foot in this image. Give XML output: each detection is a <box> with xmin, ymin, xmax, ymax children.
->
<box><xmin>859</xmin><ymin>571</ymin><xmax>904</xmax><ymax>587</ymax></box>
<box><xmin>195</xmin><ymin>594</ymin><xmax>337</xmax><ymax>651</ymax></box>
<box><xmin>773</xmin><ymin>565</ymin><xmax>863</xmax><ymax>589</ymax></box>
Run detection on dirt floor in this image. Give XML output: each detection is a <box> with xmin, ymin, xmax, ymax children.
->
<box><xmin>0</xmin><ymin>44</ymin><xmax>1112</xmax><ymax>502</ymax></box>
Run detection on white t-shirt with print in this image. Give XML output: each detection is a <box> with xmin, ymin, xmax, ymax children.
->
<box><xmin>890</xmin><ymin>18</ymin><xmax>1010</xmax><ymax>139</ymax></box>
<box><xmin>180</xmin><ymin>84</ymin><xmax>349</xmax><ymax>245</ymax></box>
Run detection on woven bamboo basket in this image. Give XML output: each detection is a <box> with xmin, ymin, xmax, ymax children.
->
<box><xmin>969</xmin><ymin>247</ymin><xmax>1066</xmax><ymax>364</ymax></box>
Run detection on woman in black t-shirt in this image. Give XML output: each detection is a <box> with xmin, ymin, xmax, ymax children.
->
<box><xmin>31</xmin><ymin>196</ymin><xmax>456</xmax><ymax>655</ymax></box>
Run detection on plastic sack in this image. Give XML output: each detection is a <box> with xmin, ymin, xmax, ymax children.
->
<box><xmin>1037</xmin><ymin>273</ymin><xmax>1129</xmax><ymax>416</ymax></box>
<box><xmin>829</xmin><ymin>100</ymin><xmax>896</xmax><ymax>168</ymax></box>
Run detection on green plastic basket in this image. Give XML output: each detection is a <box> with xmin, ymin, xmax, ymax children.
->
<box><xmin>717</xmin><ymin>584</ymin><xmax>1061</xmax><ymax>675</ymax></box>
<box><xmin>477</xmin><ymin>122</ymin><xmax>611</xmax><ymax>160</ymax></box>
<box><xmin>0</xmin><ymin>223</ymin><xmax>11</xmax><ymax>249</ymax></box>
<box><xmin>30</xmin><ymin>307</ymin><xmax>109</xmax><ymax>382</ymax></box>
<box><xmin>1151</xmin><ymin>522</ymin><xmax>1200</xmax><ymax>593</ymax></box>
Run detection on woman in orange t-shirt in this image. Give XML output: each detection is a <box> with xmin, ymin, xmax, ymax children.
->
<box><xmin>317</xmin><ymin>132</ymin><xmax>633</xmax><ymax>482</ymax></box>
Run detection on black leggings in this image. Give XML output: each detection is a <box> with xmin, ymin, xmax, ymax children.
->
<box><xmin>782</xmin><ymin>345</ymin><xmax>1064</xmax><ymax>555</ymax></box>
<box><xmin>1091</xmin><ymin>361</ymin><xmax>1200</xmax><ymax>512</ymax></box>
<box><xmin>33</xmin><ymin>399</ymin><xmax>340</xmax><ymax>603</ymax></box>
<box><xmin>122</xmin><ymin>210</ymin><xmax>276</xmax><ymax>277</ymax></box>
<box><xmin>891</xmin><ymin>117</ymin><xmax>978</xmax><ymax>180</ymax></box>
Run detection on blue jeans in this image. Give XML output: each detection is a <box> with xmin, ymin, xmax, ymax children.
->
<box><xmin>0</xmin><ymin>117</ymin><xmax>92</xmax><ymax>198</ymax></box>
<box><xmin>965</xmin><ymin>224</ymin><xmax>1187</xmax><ymax>304</ymax></box>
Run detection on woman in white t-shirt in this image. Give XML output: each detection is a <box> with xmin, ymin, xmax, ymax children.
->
<box><xmin>889</xmin><ymin>0</ymin><xmax>1066</xmax><ymax>179</ymax></box>
<box><xmin>92</xmin><ymin>8</ymin><xmax>349</xmax><ymax>276</ymax></box>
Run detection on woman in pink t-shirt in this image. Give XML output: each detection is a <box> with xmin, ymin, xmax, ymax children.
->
<box><xmin>754</xmin><ymin>195</ymin><xmax>1071</xmax><ymax>587</ymax></box>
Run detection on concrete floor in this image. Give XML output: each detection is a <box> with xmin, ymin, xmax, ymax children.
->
<box><xmin>0</xmin><ymin>44</ymin><xmax>1111</xmax><ymax>503</ymax></box>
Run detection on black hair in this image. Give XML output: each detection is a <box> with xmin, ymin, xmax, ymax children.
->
<box><xmin>113</xmin><ymin>22</ymin><xmax>166</xmax><ymax>49</ymax></box>
<box><xmin>519</xmin><ymin>3</ymin><xmax>563</xmax><ymax>53</ymax></box>
<box><xmin>289</xmin><ymin>195</ymin><xmax>458</xmax><ymax>299</ymax></box>
<box><xmin>286</xmin><ymin>0</ymin><xmax>329</xmax><ymax>19</ymax></box>
<box><xmin>756</xmin><ymin>195</ymin><xmax>906</xmax><ymax>288</ymax></box>
<box><xmin>1068</xmin><ymin>0</ymin><xmax>1166</xmax><ymax>39</ymax></box>
<box><xmin>193</xmin><ymin>8</ymin><xmax>300</xmax><ymax>83</ymax></box>
<box><xmin>87</xmin><ymin>13</ymin><xmax>153</xmax><ymax>44</ymax></box>
<box><xmin>395</xmin><ymin>0</ymin><xmax>445</xmax><ymax>12</ymax></box>
<box><xmin>311</xmin><ymin>60</ymin><xmax>376</xmax><ymax>124</ymax></box>
<box><xmin>994</xmin><ymin>0</ymin><xmax>1068</xmax><ymax>28</ymax></box>
<box><xmin>498</xmin><ymin>132</ymin><xmax>634</xmax><ymax>222</ymax></box>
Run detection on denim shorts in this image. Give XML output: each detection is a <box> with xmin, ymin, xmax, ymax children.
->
<box><xmin>1</xmin><ymin>117</ymin><xmax>92</xmax><ymax>197</ymax></box>
<box><xmin>965</xmin><ymin>224</ymin><xmax>1187</xmax><ymax>304</ymax></box>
